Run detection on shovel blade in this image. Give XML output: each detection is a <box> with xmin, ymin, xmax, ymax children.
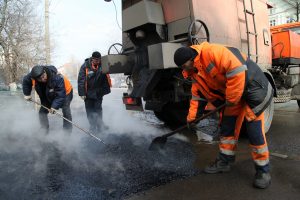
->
<box><xmin>148</xmin><ymin>136</ymin><xmax>167</xmax><ymax>151</ymax></box>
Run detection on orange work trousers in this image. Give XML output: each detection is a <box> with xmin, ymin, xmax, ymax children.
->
<box><xmin>219</xmin><ymin>101</ymin><xmax>270</xmax><ymax>172</ymax></box>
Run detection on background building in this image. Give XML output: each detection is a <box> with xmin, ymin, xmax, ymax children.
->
<box><xmin>268</xmin><ymin>0</ymin><xmax>300</xmax><ymax>26</ymax></box>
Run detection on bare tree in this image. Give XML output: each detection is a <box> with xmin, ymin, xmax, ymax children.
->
<box><xmin>0</xmin><ymin>0</ymin><xmax>44</xmax><ymax>84</ymax></box>
<box><xmin>281</xmin><ymin>0</ymin><xmax>300</xmax><ymax>21</ymax></box>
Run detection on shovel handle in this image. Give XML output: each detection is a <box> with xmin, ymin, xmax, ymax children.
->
<box><xmin>161</xmin><ymin>103</ymin><xmax>226</xmax><ymax>138</ymax></box>
<box><xmin>194</xmin><ymin>103</ymin><xmax>226</xmax><ymax>124</ymax></box>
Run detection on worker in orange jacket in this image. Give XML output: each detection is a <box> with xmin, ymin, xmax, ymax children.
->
<box><xmin>23</xmin><ymin>65</ymin><xmax>73</xmax><ymax>133</ymax></box>
<box><xmin>174</xmin><ymin>42</ymin><xmax>274</xmax><ymax>189</ymax></box>
<box><xmin>77</xmin><ymin>51</ymin><xmax>112</xmax><ymax>133</ymax></box>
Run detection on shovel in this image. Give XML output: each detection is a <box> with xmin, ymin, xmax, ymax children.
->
<box><xmin>29</xmin><ymin>99</ymin><xmax>106</xmax><ymax>145</ymax></box>
<box><xmin>149</xmin><ymin>103</ymin><xmax>226</xmax><ymax>151</ymax></box>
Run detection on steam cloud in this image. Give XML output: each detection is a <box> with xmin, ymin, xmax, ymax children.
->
<box><xmin>0</xmin><ymin>88</ymin><xmax>165</xmax><ymax>173</ymax></box>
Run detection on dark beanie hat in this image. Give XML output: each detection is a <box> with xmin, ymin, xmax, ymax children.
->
<box><xmin>174</xmin><ymin>47</ymin><xmax>197</xmax><ymax>66</ymax></box>
<box><xmin>31</xmin><ymin>65</ymin><xmax>45</xmax><ymax>79</ymax></box>
<box><xmin>92</xmin><ymin>51</ymin><xmax>101</xmax><ymax>58</ymax></box>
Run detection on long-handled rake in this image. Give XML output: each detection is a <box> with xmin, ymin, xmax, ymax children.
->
<box><xmin>29</xmin><ymin>99</ymin><xmax>106</xmax><ymax>145</ymax></box>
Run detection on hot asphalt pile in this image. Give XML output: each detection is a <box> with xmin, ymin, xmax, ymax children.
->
<box><xmin>0</xmin><ymin>92</ymin><xmax>220</xmax><ymax>199</ymax></box>
<box><xmin>0</xmin><ymin>92</ymin><xmax>196</xmax><ymax>199</ymax></box>
<box><xmin>0</xmin><ymin>132</ymin><xmax>199</xmax><ymax>199</ymax></box>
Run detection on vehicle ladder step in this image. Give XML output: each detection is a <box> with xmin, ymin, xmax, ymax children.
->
<box><xmin>247</xmin><ymin>31</ymin><xmax>257</xmax><ymax>36</ymax></box>
<box><xmin>245</xmin><ymin>9</ymin><xmax>255</xmax><ymax>15</ymax></box>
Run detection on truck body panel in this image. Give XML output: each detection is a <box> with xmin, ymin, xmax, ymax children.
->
<box><xmin>269</xmin><ymin>22</ymin><xmax>300</xmax><ymax>103</ymax></box>
<box><xmin>272</xmin><ymin>30</ymin><xmax>300</xmax><ymax>60</ymax></box>
<box><xmin>102</xmin><ymin>0</ymin><xmax>282</xmax><ymax>131</ymax></box>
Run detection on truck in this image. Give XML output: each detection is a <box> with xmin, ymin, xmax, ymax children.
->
<box><xmin>102</xmin><ymin>0</ymin><xmax>300</xmax><ymax>133</ymax></box>
<box><xmin>270</xmin><ymin>22</ymin><xmax>300</xmax><ymax>106</ymax></box>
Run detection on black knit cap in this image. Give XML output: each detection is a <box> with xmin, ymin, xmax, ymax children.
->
<box><xmin>31</xmin><ymin>65</ymin><xmax>45</xmax><ymax>79</ymax></box>
<box><xmin>92</xmin><ymin>51</ymin><xmax>101</xmax><ymax>59</ymax></box>
<box><xmin>174</xmin><ymin>47</ymin><xmax>197</xmax><ymax>67</ymax></box>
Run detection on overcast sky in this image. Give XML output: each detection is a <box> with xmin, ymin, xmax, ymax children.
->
<box><xmin>46</xmin><ymin>0</ymin><xmax>122</xmax><ymax>66</ymax></box>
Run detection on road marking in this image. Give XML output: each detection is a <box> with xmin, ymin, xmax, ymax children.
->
<box><xmin>270</xmin><ymin>152</ymin><xmax>288</xmax><ymax>159</ymax></box>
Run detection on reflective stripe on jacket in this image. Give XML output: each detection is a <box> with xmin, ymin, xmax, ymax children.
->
<box><xmin>185</xmin><ymin>42</ymin><xmax>273</xmax><ymax>122</ymax></box>
<box><xmin>185</xmin><ymin>42</ymin><xmax>246</xmax><ymax>122</ymax></box>
<box><xmin>77</xmin><ymin>58</ymin><xmax>111</xmax><ymax>99</ymax></box>
<box><xmin>186</xmin><ymin>73</ymin><xmax>225</xmax><ymax>122</ymax></box>
<box><xmin>84</xmin><ymin>68</ymin><xmax>112</xmax><ymax>94</ymax></box>
<box><xmin>191</xmin><ymin>42</ymin><xmax>247</xmax><ymax>105</ymax></box>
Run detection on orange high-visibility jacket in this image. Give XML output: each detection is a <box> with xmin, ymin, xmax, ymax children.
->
<box><xmin>27</xmin><ymin>72</ymin><xmax>73</xmax><ymax>109</ymax></box>
<box><xmin>77</xmin><ymin>58</ymin><xmax>112</xmax><ymax>99</ymax></box>
<box><xmin>185</xmin><ymin>42</ymin><xmax>248</xmax><ymax>122</ymax></box>
<box><xmin>32</xmin><ymin>74</ymin><xmax>72</xmax><ymax>95</ymax></box>
<box><xmin>84</xmin><ymin>68</ymin><xmax>112</xmax><ymax>94</ymax></box>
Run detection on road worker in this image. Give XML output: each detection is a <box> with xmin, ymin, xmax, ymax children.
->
<box><xmin>77</xmin><ymin>51</ymin><xmax>111</xmax><ymax>133</ymax></box>
<box><xmin>174</xmin><ymin>42</ymin><xmax>273</xmax><ymax>189</ymax></box>
<box><xmin>22</xmin><ymin>65</ymin><xmax>73</xmax><ymax>133</ymax></box>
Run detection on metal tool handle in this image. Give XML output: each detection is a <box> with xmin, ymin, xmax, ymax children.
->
<box><xmin>162</xmin><ymin>103</ymin><xmax>226</xmax><ymax>138</ymax></box>
<box><xmin>29</xmin><ymin>99</ymin><xmax>105</xmax><ymax>145</ymax></box>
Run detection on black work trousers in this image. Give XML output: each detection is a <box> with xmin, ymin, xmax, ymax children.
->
<box><xmin>39</xmin><ymin>90</ymin><xmax>73</xmax><ymax>133</ymax></box>
<box><xmin>84</xmin><ymin>98</ymin><xmax>103</xmax><ymax>132</ymax></box>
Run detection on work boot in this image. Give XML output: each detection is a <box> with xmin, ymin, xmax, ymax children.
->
<box><xmin>253</xmin><ymin>171</ymin><xmax>271</xmax><ymax>189</ymax></box>
<box><xmin>203</xmin><ymin>157</ymin><xmax>231</xmax><ymax>174</ymax></box>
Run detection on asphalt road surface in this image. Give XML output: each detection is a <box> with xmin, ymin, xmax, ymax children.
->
<box><xmin>128</xmin><ymin>101</ymin><xmax>300</xmax><ymax>200</ymax></box>
<box><xmin>0</xmin><ymin>89</ymin><xmax>299</xmax><ymax>200</ymax></box>
<box><xmin>0</xmin><ymin>89</ymin><xmax>198</xmax><ymax>200</ymax></box>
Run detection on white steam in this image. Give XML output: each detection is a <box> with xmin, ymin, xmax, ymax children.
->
<box><xmin>0</xmin><ymin>89</ymin><xmax>167</xmax><ymax>174</ymax></box>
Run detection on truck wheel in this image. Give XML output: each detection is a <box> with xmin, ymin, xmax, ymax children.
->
<box><xmin>297</xmin><ymin>100</ymin><xmax>300</xmax><ymax>108</ymax></box>
<box><xmin>264</xmin><ymin>100</ymin><xmax>274</xmax><ymax>133</ymax></box>
<box><xmin>154</xmin><ymin>101</ymin><xmax>189</xmax><ymax>129</ymax></box>
<box><xmin>240</xmin><ymin>100</ymin><xmax>274</xmax><ymax>137</ymax></box>
<box><xmin>274</xmin><ymin>89</ymin><xmax>291</xmax><ymax>103</ymax></box>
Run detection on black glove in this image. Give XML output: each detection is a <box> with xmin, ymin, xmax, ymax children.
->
<box><xmin>225</xmin><ymin>100</ymin><xmax>235</xmax><ymax>107</ymax></box>
<box><xmin>212</xmin><ymin>99</ymin><xmax>225</xmax><ymax>108</ymax></box>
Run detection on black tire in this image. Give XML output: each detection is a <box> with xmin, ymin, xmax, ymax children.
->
<box><xmin>264</xmin><ymin>100</ymin><xmax>274</xmax><ymax>133</ymax></box>
<box><xmin>297</xmin><ymin>100</ymin><xmax>300</xmax><ymax>108</ymax></box>
<box><xmin>241</xmin><ymin>100</ymin><xmax>274</xmax><ymax>137</ymax></box>
<box><xmin>154</xmin><ymin>101</ymin><xmax>189</xmax><ymax>129</ymax></box>
<box><xmin>274</xmin><ymin>89</ymin><xmax>291</xmax><ymax>103</ymax></box>
<box><xmin>240</xmin><ymin>101</ymin><xmax>274</xmax><ymax>138</ymax></box>
<box><xmin>153</xmin><ymin>110</ymin><xmax>167</xmax><ymax>123</ymax></box>
<box><xmin>155</xmin><ymin>99</ymin><xmax>274</xmax><ymax>133</ymax></box>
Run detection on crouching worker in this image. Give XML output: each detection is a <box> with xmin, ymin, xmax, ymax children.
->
<box><xmin>22</xmin><ymin>65</ymin><xmax>73</xmax><ymax>133</ymax></box>
<box><xmin>174</xmin><ymin>42</ymin><xmax>274</xmax><ymax>189</ymax></box>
